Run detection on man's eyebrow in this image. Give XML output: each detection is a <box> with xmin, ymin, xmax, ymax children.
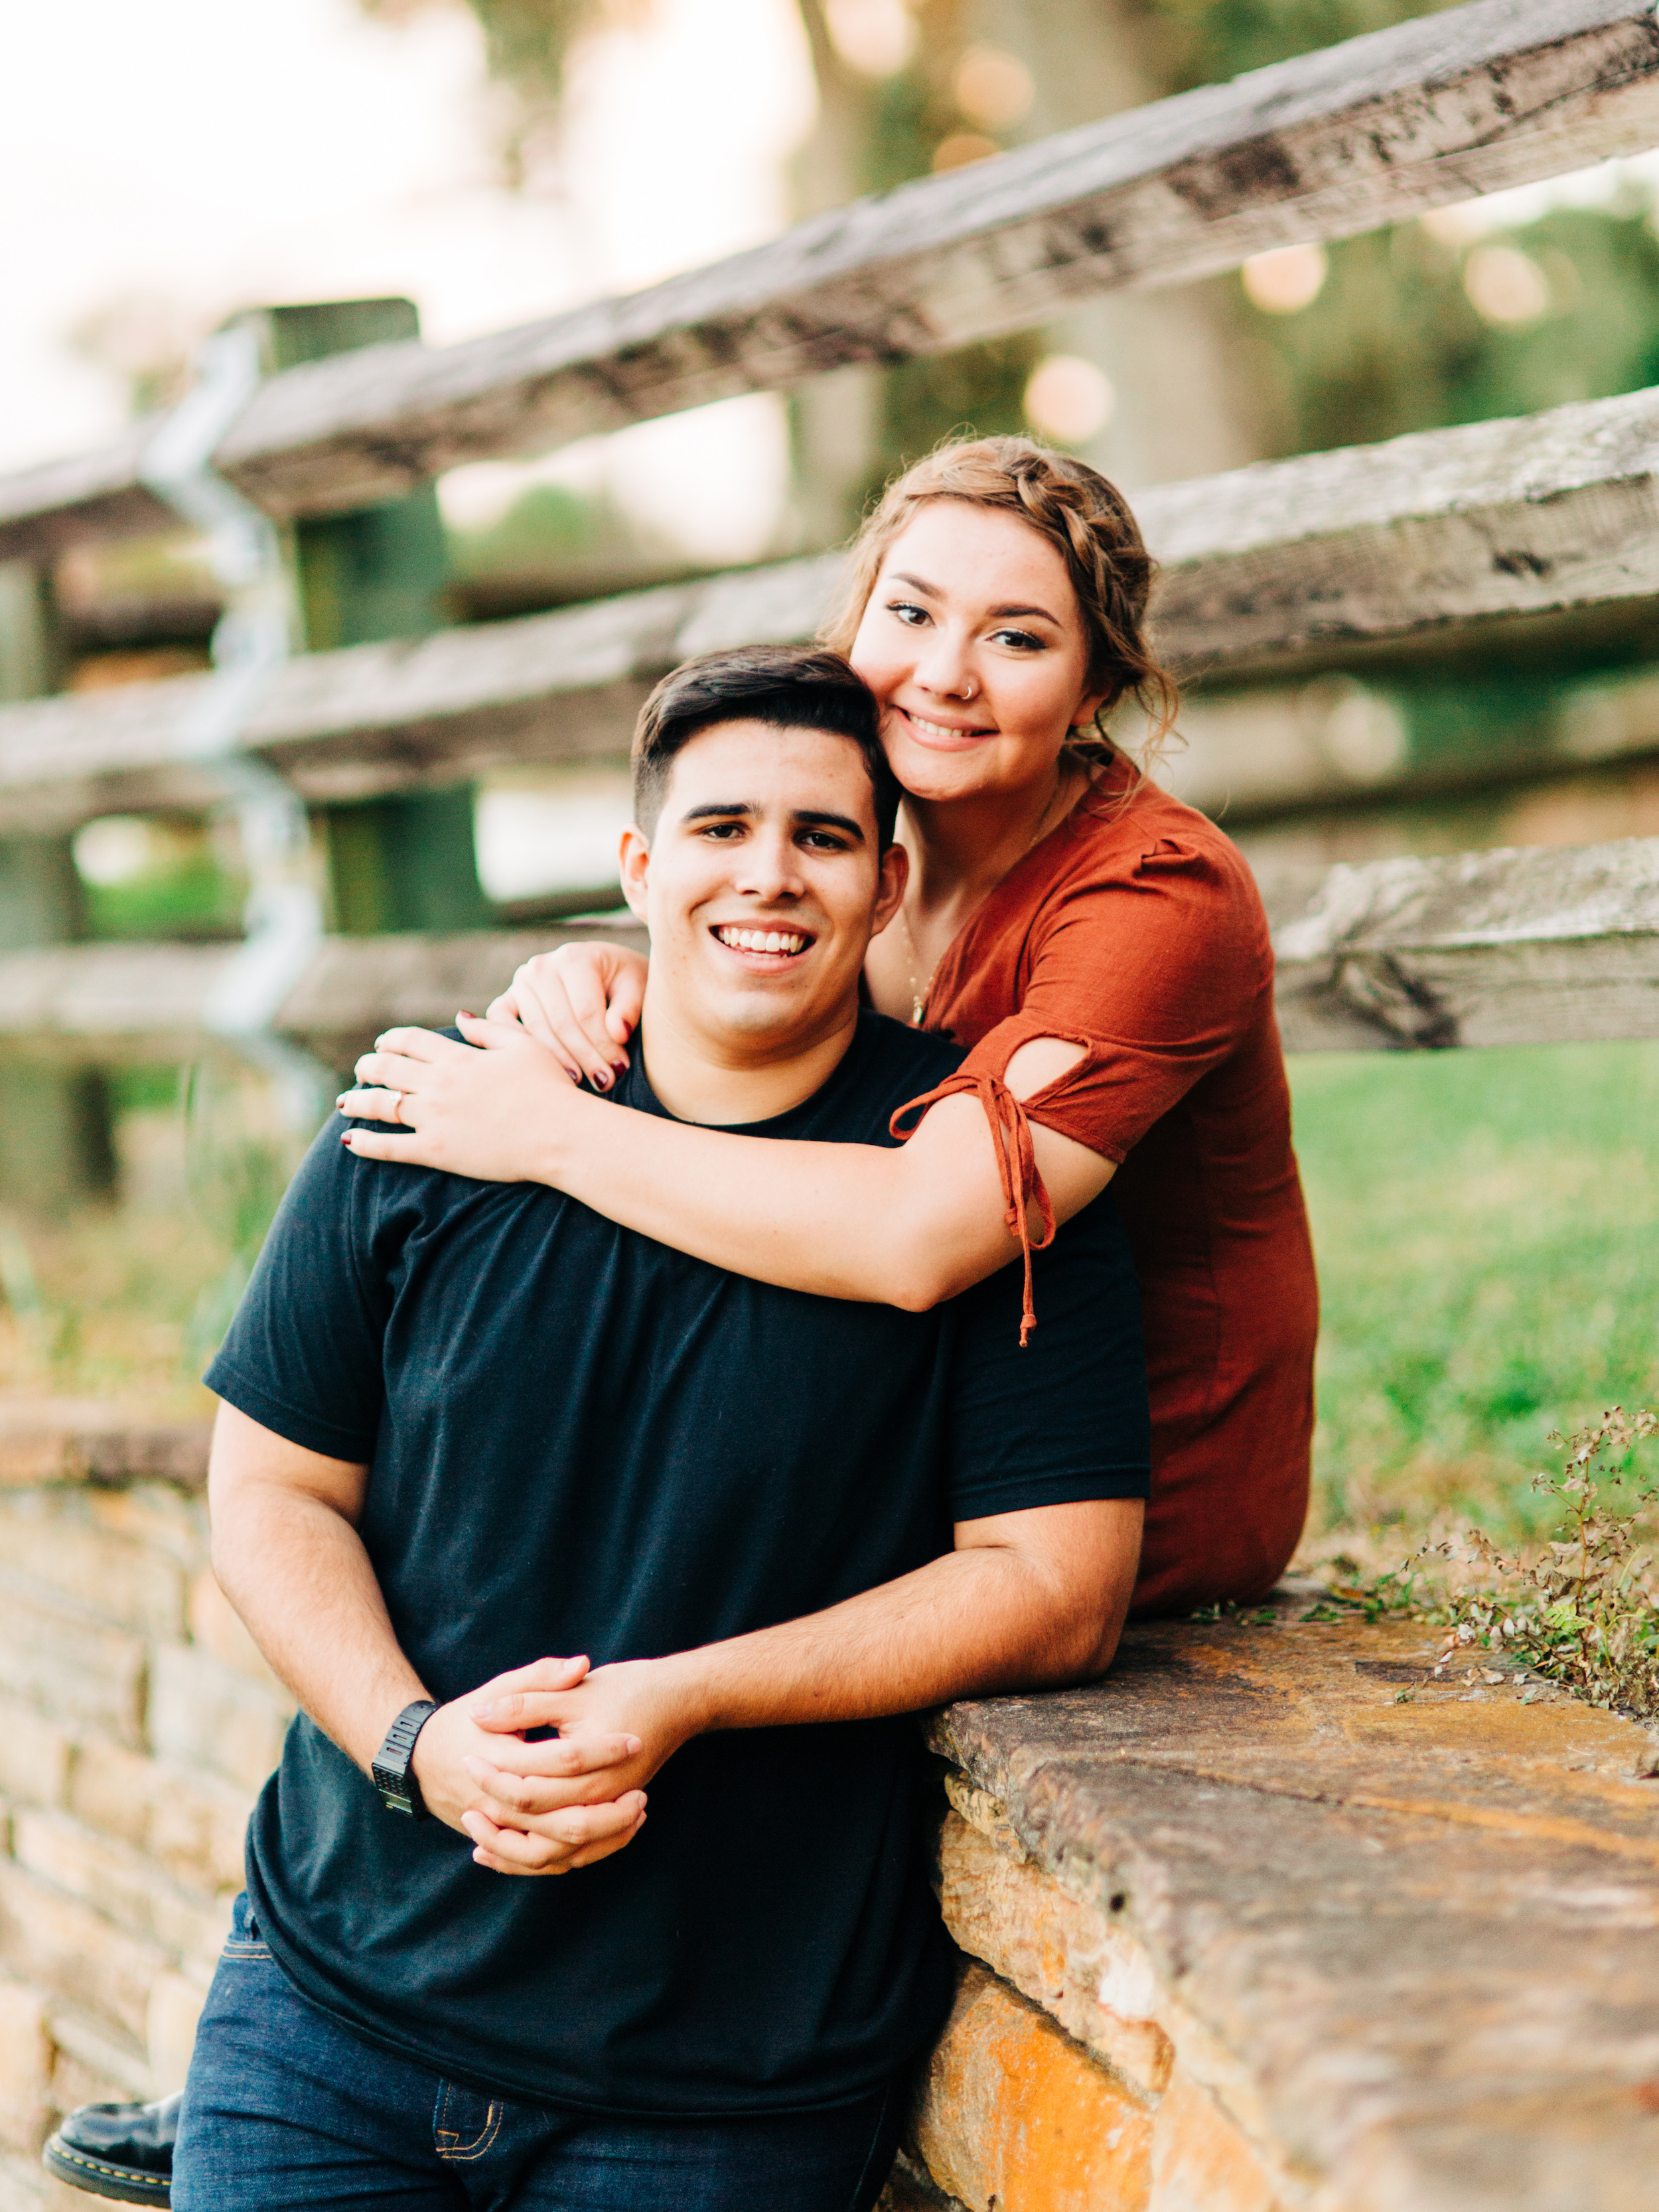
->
<box><xmin>887</xmin><ymin>572</ymin><xmax>1060</xmax><ymax>625</ymax></box>
<box><xmin>678</xmin><ymin>800</ymin><xmax>865</xmax><ymax>842</ymax></box>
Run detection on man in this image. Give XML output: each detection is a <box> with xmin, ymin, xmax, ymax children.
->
<box><xmin>51</xmin><ymin>646</ymin><xmax>1148</xmax><ymax>2212</ymax></box>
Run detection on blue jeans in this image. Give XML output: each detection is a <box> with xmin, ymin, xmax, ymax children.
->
<box><xmin>173</xmin><ymin>1897</ymin><xmax>906</xmax><ymax>2212</ymax></box>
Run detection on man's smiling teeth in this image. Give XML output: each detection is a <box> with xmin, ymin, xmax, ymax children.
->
<box><xmin>715</xmin><ymin>924</ymin><xmax>809</xmax><ymax>956</ymax></box>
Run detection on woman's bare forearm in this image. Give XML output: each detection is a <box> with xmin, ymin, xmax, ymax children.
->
<box><xmin>526</xmin><ymin>1084</ymin><xmax>1110</xmax><ymax>1309</ymax></box>
<box><xmin>525</xmin><ymin>1089</ymin><xmax>995</xmax><ymax>1307</ymax></box>
<box><xmin>342</xmin><ymin>1024</ymin><xmax>1116</xmax><ymax>1308</ymax></box>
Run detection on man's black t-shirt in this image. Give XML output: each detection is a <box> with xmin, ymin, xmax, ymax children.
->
<box><xmin>206</xmin><ymin>1011</ymin><xmax>1149</xmax><ymax>2116</ymax></box>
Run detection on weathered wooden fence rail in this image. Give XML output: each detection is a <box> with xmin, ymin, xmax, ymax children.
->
<box><xmin>7</xmin><ymin>833</ymin><xmax>1659</xmax><ymax>1065</ymax></box>
<box><xmin>12</xmin><ymin>372</ymin><xmax>1659</xmax><ymax>840</ymax></box>
<box><xmin>4</xmin><ymin>0</ymin><xmax>1657</xmax><ymax>559</ymax></box>
<box><xmin>6</xmin><ymin>0</ymin><xmax>1659</xmax><ymax>1106</ymax></box>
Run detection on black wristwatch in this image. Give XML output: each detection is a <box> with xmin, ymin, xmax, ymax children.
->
<box><xmin>371</xmin><ymin>1700</ymin><xmax>440</xmax><ymax>1818</ymax></box>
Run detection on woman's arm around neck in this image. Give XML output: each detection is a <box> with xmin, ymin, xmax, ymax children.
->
<box><xmin>342</xmin><ymin>1025</ymin><xmax>1114</xmax><ymax>1309</ymax></box>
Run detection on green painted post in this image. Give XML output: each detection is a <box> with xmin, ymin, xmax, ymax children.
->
<box><xmin>251</xmin><ymin>300</ymin><xmax>495</xmax><ymax>934</ymax></box>
<box><xmin>0</xmin><ymin>562</ymin><xmax>117</xmax><ymax>1208</ymax></box>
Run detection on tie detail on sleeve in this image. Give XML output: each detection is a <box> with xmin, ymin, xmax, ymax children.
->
<box><xmin>890</xmin><ymin>1072</ymin><xmax>1056</xmax><ymax>1345</ymax></box>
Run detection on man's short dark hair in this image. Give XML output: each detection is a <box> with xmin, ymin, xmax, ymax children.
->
<box><xmin>631</xmin><ymin>646</ymin><xmax>901</xmax><ymax>847</ymax></box>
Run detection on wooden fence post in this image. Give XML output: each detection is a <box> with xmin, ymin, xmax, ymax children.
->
<box><xmin>247</xmin><ymin>300</ymin><xmax>495</xmax><ymax>936</ymax></box>
<box><xmin>0</xmin><ymin>561</ymin><xmax>116</xmax><ymax>1208</ymax></box>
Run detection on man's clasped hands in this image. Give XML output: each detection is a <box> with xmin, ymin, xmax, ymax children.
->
<box><xmin>410</xmin><ymin>1655</ymin><xmax>695</xmax><ymax>1878</ymax></box>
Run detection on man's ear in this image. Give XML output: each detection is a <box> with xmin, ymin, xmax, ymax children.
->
<box><xmin>871</xmin><ymin>840</ymin><xmax>908</xmax><ymax>938</ymax></box>
<box><xmin>619</xmin><ymin>824</ymin><xmax>650</xmax><ymax>920</ymax></box>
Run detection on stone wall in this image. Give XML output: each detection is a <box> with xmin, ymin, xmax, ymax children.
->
<box><xmin>0</xmin><ymin>1413</ymin><xmax>288</xmax><ymax>2210</ymax></box>
<box><xmin>4</xmin><ymin>1411</ymin><xmax>1658</xmax><ymax>2212</ymax></box>
<box><xmin>879</xmin><ymin>1787</ymin><xmax>1287</xmax><ymax>2212</ymax></box>
<box><xmin>896</xmin><ymin>1616</ymin><xmax>1659</xmax><ymax>2212</ymax></box>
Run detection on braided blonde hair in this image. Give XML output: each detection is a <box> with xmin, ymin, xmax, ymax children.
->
<box><xmin>820</xmin><ymin>434</ymin><xmax>1179</xmax><ymax>782</ymax></box>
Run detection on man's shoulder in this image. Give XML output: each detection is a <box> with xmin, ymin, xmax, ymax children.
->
<box><xmin>605</xmin><ymin>1012</ymin><xmax>964</xmax><ymax>1147</ymax></box>
<box><xmin>842</xmin><ymin>1013</ymin><xmax>966</xmax><ymax>1137</ymax></box>
<box><xmin>744</xmin><ymin>1012</ymin><xmax>966</xmax><ymax>1152</ymax></box>
<box><xmin>332</xmin><ymin>1029</ymin><xmax>530</xmax><ymax>1228</ymax></box>
<box><xmin>856</xmin><ymin>1009</ymin><xmax>966</xmax><ymax>1086</ymax></box>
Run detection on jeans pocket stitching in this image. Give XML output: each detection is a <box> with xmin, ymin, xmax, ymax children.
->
<box><xmin>434</xmin><ymin>2087</ymin><xmax>502</xmax><ymax>2162</ymax></box>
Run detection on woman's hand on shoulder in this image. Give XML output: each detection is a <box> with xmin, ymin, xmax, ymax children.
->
<box><xmin>339</xmin><ymin>1017</ymin><xmax>591</xmax><ymax>1183</ymax></box>
<box><xmin>486</xmin><ymin>941</ymin><xmax>647</xmax><ymax>1093</ymax></box>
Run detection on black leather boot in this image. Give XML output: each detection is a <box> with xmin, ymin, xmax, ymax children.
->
<box><xmin>42</xmin><ymin>2092</ymin><xmax>178</xmax><ymax>2205</ymax></box>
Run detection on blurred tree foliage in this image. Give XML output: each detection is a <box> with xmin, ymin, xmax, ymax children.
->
<box><xmin>1121</xmin><ymin>0</ymin><xmax>1427</xmax><ymax>90</ymax></box>
<box><xmin>447</xmin><ymin>480</ymin><xmax>686</xmax><ymax>612</ymax></box>
<box><xmin>372</xmin><ymin>1</ymin><xmax>1659</xmax><ymax>511</ymax></box>
<box><xmin>1248</xmin><ymin>200</ymin><xmax>1659</xmax><ymax>459</ymax></box>
<box><xmin>811</xmin><ymin>2</ymin><xmax>1045</xmax><ymax>486</ymax></box>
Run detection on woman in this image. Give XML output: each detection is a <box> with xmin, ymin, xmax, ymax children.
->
<box><xmin>344</xmin><ymin>436</ymin><xmax>1318</xmax><ymax>1615</ymax></box>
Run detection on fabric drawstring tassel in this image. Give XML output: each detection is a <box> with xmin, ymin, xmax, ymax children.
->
<box><xmin>890</xmin><ymin>1072</ymin><xmax>1056</xmax><ymax>1345</ymax></box>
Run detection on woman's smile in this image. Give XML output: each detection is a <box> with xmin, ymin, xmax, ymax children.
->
<box><xmin>892</xmin><ymin>703</ymin><xmax>997</xmax><ymax>747</ymax></box>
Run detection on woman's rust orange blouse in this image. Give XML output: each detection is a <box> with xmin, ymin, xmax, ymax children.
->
<box><xmin>916</xmin><ymin>761</ymin><xmax>1317</xmax><ymax>1617</ymax></box>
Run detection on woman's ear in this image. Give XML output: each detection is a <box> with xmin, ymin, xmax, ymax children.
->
<box><xmin>1071</xmin><ymin>686</ymin><xmax>1113</xmax><ymax>737</ymax></box>
<box><xmin>619</xmin><ymin>825</ymin><xmax>651</xmax><ymax>920</ymax></box>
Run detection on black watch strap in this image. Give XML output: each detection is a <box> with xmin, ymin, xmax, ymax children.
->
<box><xmin>371</xmin><ymin>1699</ymin><xmax>440</xmax><ymax>1818</ymax></box>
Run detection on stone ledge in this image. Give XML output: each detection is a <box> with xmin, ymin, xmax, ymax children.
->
<box><xmin>0</xmin><ymin>1402</ymin><xmax>210</xmax><ymax>1491</ymax></box>
<box><xmin>908</xmin><ymin>1610</ymin><xmax>1659</xmax><ymax>2212</ymax></box>
<box><xmin>4</xmin><ymin>1432</ymin><xmax>1656</xmax><ymax>2207</ymax></box>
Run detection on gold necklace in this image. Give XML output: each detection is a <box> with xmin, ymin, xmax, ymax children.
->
<box><xmin>898</xmin><ymin>903</ymin><xmax>938</xmax><ymax>1027</ymax></box>
<box><xmin>897</xmin><ymin>764</ymin><xmax>1072</xmax><ymax>1028</ymax></box>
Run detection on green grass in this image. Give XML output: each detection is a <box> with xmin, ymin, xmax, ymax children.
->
<box><xmin>0</xmin><ymin>1066</ymin><xmax>307</xmax><ymax>1416</ymax></box>
<box><xmin>1291</xmin><ymin>1039</ymin><xmax>1659</xmax><ymax>1546</ymax></box>
<box><xmin>0</xmin><ymin>1181</ymin><xmax>224</xmax><ymax>1417</ymax></box>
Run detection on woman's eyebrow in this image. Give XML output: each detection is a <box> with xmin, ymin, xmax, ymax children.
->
<box><xmin>887</xmin><ymin>571</ymin><xmax>1059</xmax><ymax>625</ymax></box>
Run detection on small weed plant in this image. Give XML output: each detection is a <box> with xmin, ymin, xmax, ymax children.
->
<box><xmin>1422</xmin><ymin>1408</ymin><xmax>1659</xmax><ymax>1716</ymax></box>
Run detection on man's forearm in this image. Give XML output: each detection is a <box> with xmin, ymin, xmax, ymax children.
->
<box><xmin>210</xmin><ymin>1406</ymin><xmax>650</xmax><ymax>1872</ymax></box>
<box><xmin>212</xmin><ymin>1479</ymin><xmax>427</xmax><ymax>1775</ymax></box>
<box><xmin>651</xmin><ymin>1507</ymin><xmax>1137</xmax><ymax>1738</ymax></box>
